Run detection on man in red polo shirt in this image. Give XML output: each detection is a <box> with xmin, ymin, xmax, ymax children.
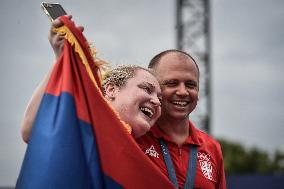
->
<box><xmin>136</xmin><ymin>49</ymin><xmax>227</xmax><ymax>189</ymax></box>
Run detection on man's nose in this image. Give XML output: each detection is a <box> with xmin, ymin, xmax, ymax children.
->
<box><xmin>176</xmin><ymin>83</ymin><xmax>189</xmax><ymax>96</ymax></box>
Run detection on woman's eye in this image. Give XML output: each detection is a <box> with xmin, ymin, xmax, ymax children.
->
<box><xmin>143</xmin><ymin>86</ymin><xmax>151</xmax><ymax>94</ymax></box>
<box><xmin>138</xmin><ymin>84</ymin><xmax>153</xmax><ymax>94</ymax></box>
<box><xmin>139</xmin><ymin>85</ymin><xmax>151</xmax><ymax>94</ymax></box>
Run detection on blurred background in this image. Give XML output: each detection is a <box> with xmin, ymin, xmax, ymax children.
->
<box><xmin>0</xmin><ymin>0</ymin><xmax>284</xmax><ymax>188</ymax></box>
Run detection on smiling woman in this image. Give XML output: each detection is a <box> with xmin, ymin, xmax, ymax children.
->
<box><xmin>103</xmin><ymin>65</ymin><xmax>162</xmax><ymax>138</ymax></box>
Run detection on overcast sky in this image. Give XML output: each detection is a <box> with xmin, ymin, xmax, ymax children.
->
<box><xmin>1</xmin><ymin>0</ymin><xmax>284</xmax><ymax>186</ymax></box>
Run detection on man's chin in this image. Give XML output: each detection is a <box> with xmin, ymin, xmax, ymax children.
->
<box><xmin>169</xmin><ymin>112</ymin><xmax>189</xmax><ymax>120</ymax></box>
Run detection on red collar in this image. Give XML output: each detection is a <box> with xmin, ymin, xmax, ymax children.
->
<box><xmin>149</xmin><ymin>120</ymin><xmax>202</xmax><ymax>146</ymax></box>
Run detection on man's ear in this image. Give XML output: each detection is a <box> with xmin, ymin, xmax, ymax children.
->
<box><xmin>105</xmin><ymin>83</ymin><xmax>118</xmax><ymax>101</ymax></box>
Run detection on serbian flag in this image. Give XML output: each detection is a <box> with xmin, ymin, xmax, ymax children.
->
<box><xmin>16</xmin><ymin>16</ymin><xmax>174</xmax><ymax>189</ymax></box>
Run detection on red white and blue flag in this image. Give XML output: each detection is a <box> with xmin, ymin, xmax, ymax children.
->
<box><xmin>16</xmin><ymin>16</ymin><xmax>174</xmax><ymax>189</ymax></box>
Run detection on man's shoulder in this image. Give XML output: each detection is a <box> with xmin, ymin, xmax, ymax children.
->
<box><xmin>193</xmin><ymin>126</ymin><xmax>219</xmax><ymax>143</ymax></box>
<box><xmin>191</xmin><ymin>124</ymin><xmax>222</xmax><ymax>153</ymax></box>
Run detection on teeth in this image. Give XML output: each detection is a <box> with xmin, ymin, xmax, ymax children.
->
<box><xmin>140</xmin><ymin>107</ymin><xmax>154</xmax><ymax>118</ymax></box>
<box><xmin>172</xmin><ymin>101</ymin><xmax>188</xmax><ymax>106</ymax></box>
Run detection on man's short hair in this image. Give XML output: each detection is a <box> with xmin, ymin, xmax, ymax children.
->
<box><xmin>148</xmin><ymin>49</ymin><xmax>199</xmax><ymax>78</ymax></box>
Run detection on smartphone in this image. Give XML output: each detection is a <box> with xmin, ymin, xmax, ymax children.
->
<box><xmin>41</xmin><ymin>2</ymin><xmax>67</xmax><ymax>21</ymax></box>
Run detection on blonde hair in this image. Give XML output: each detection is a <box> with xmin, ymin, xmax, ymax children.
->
<box><xmin>102</xmin><ymin>65</ymin><xmax>153</xmax><ymax>95</ymax></box>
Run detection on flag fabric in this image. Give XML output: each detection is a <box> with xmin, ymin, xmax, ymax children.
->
<box><xmin>16</xmin><ymin>16</ymin><xmax>174</xmax><ymax>189</ymax></box>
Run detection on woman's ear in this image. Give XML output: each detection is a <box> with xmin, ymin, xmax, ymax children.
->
<box><xmin>105</xmin><ymin>83</ymin><xmax>118</xmax><ymax>101</ymax></box>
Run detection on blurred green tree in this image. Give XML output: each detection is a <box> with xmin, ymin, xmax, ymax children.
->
<box><xmin>218</xmin><ymin>139</ymin><xmax>284</xmax><ymax>175</ymax></box>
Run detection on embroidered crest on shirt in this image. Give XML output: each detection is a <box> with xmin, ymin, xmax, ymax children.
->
<box><xmin>145</xmin><ymin>145</ymin><xmax>159</xmax><ymax>158</ymax></box>
<box><xmin>197</xmin><ymin>152</ymin><xmax>213</xmax><ymax>181</ymax></box>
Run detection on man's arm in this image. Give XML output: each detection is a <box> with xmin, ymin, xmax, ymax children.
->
<box><xmin>217</xmin><ymin>144</ymin><xmax>227</xmax><ymax>189</ymax></box>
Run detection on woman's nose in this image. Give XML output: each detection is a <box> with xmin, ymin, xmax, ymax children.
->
<box><xmin>150</xmin><ymin>96</ymin><xmax>161</xmax><ymax>106</ymax></box>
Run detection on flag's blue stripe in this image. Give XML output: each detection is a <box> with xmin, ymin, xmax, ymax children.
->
<box><xmin>16</xmin><ymin>92</ymin><xmax>123</xmax><ymax>189</ymax></box>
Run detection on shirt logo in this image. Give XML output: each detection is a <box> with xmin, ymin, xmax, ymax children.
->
<box><xmin>145</xmin><ymin>145</ymin><xmax>159</xmax><ymax>158</ymax></box>
<box><xmin>197</xmin><ymin>152</ymin><xmax>213</xmax><ymax>181</ymax></box>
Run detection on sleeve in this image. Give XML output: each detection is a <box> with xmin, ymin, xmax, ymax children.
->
<box><xmin>216</xmin><ymin>144</ymin><xmax>227</xmax><ymax>189</ymax></box>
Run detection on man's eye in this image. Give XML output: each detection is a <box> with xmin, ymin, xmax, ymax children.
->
<box><xmin>163</xmin><ymin>81</ymin><xmax>178</xmax><ymax>87</ymax></box>
<box><xmin>185</xmin><ymin>82</ymin><xmax>197</xmax><ymax>89</ymax></box>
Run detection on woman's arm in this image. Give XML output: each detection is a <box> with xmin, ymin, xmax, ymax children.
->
<box><xmin>21</xmin><ymin>17</ymin><xmax>69</xmax><ymax>143</ymax></box>
<box><xmin>21</xmin><ymin>70</ymin><xmax>51</xmax><ymax>143</ymax></box>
